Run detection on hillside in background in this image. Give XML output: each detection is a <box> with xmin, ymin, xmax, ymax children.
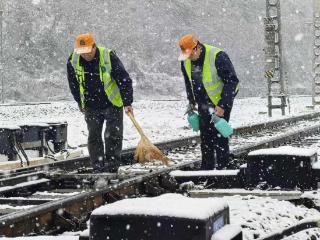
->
<box><xmin>1</xmin><ymin>0</ymin><xmax>313</xmax><ymax>102</ymax></box>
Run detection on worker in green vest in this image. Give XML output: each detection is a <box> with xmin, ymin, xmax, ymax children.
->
<box><xmin>67</xmin><ymin>33</ymin><xmax>133</xmax><ymax>173</ymax></box>
<box><xmin>179</xmin><ymin>34</ymin><xmax>239</xmax><ymax>170</ymax></box>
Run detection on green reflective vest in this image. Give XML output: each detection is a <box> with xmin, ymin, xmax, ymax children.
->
<box><xmin>71</xmin><ymin>46</ymin><xmax>123</xmax><ymax>108</ymax></box>
<box><xmin>184</xmin><ymin>44</ymin><xmax>236</xmax><ymax>106</ymax></box>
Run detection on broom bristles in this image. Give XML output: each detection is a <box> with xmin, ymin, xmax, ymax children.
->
<box><xmin>134</xmin><ymin>137</ymin><xmax>170</xmax><ymax>166</ymax></box>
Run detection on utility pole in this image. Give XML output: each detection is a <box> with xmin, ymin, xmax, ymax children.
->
<box><xmin>313</xmin><ymin>0</ymin><xmax>320</xmax><ymax>107</ymax></box>
<box><xmin>264</xmin><ymin>0</ymin><xmax>286</xmax><ymax>117</ymax></box>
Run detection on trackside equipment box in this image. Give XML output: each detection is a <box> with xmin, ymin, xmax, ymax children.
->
<box><xmin>46</xmin><ymin>121</ymin><xmax>68</xmax><ymax>152</ymax></box>
<box><xmin>0</xmin><ymin>126</ymin><xmax>21</xmax><ymax>160</ymax></box>
<box><xmin>90</xmin><ymin>193</ymin><xmax>230</xmax><ymax>240</ymax></box>
<box><xmin>247</xmin><ymin>146</ymin><xmax>317</xmax><ymax>189</ymax></box>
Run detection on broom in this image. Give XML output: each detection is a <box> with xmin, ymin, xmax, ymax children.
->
<box><xmin>127</xmin><ymin>112</ymin><xmax>170</xmax><ymax>166</ymax></box>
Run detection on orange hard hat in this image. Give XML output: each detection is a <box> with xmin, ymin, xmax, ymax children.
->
<box><xmin>74</xmin><ymin>33</ymin><xmax>95</xmax><ymax>54</ymax></box>
<box><xmin>178</xmin><ymin>34</ymin><xmax>198</xmax><ymax>61</ymax></box>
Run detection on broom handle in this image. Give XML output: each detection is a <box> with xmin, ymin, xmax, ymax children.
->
<box><xmin>127</xmin><ymin>112</ymin><xmax>146</xmax><ymax>138</ymax></box>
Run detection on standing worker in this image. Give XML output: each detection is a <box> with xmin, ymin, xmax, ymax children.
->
<box><xmin>67</xmin><ymin>33</ymin><xmax>133</xmax><ymax>173</ymax></box>
<box><xmin>179</xmin><ymin>34</ymin><xmax>239</xmax><ymax>170</ymax></box>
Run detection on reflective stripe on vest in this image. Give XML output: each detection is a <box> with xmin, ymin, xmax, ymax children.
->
<box><xmin>71</xmin><ymin>53</ymin><xmax>86</xmax><ymax>109</ymax></box>
<box><xmin>184</xmin><ymin>44</ymin><xmax>224</xmax><ymax>106</ymax></box>
<box><xmin>71</xmin><ymin>46</ymin><xmax>123</xmax><ymax>108</ymax></box>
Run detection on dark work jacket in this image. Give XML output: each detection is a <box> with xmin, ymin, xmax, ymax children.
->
<box><xmin>181</xmin><ymin>43</ymin><xmax>239</xmax><ymax>111</ymax></box>
<box><xmin>67</xmin><ymin>48</ymin><xmax>133</xmax><ymax>110</ymax></box>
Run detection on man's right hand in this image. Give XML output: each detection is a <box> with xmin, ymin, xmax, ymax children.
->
<box><xmin>124</xmin><ymin>106</ymin><xmax>134</xmax><ymax>116</ymax></box>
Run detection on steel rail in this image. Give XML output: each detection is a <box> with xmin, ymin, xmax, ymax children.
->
<box><xmin>2</xmin><ymin>111</ymin><xmax>320</xmax><ymax>179</ymax></box>
<box><xmin>1</xmin><ymin>114</ymin><xmax>320</xmax><ymax>236</ymax></box>
<box><xmin>1</xmin><ymin>123</ymin><xmax>320</xmax><ymax>236</ymax></box>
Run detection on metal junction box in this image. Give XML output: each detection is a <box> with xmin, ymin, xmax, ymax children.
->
<box><xmin>90</xmin><ymin>194</ymin><xmax>230</xmax><ymax>240</ymax></box>
<box><xmin>0</xmin><ymin>126</ymin><xmax>21</xmax><ymax>160</ymax></box>
<box><xmin>18</xmin><ymin>123</ymin><xmax>49</xmax><ymax>156</ymax></box>
<box><xmin>46</xmin><ymin>121</ymin><xmax>68</xmax><ymax>152</ymax></box>
<box><xmin>247</xmin><ymin>146</ymin><xmax>317</xmax><ymax>190</ymax></box>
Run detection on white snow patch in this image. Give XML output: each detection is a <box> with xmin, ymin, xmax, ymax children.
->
<box><xmin>92</xmin><ymin>193</ymin><xmax>227</xmax><ymax>220</ymax></box>
<box><xmin>0</xmin><ymin>204</ymin><xmax>35</xmax><ymax>210</ymax></box>
<box><xmin>282</xmin><ymin>227</ymin><xmax>320</xmax><ymax>239</ymax></box>
<box><xmin>0</xmin><ymin>237</ymin><xmax>77</xmax><ymax>240</ymax></box>
<box><xmin>0</xmin><ymin>125</ymin><xmax>20</xmax><ymax>130</ymax></box>
<box><xmin>211</xmin><ymin>224</ymin><xmax>241</xmax><ymax>240</ymax></box>
<box><xmin>294</xmin><ymin>33</ymin><xmax>304</xmax><ymax>42</ymax></box>
<box><xmin>224</xmin><ymin>195</ymin><xmax>320</xmax><ymax>239</ymax></box>
<box><xmin>33</xmin><ymin>191</ymin><xmax>80</xmax><ymax>197</ymax></box>
<box><xmin>170</xmin><ymin>169</ymin><xmax>239</xmax><ymax>177</ymax></box>
<box><xmin>0</xmin><ymin>179</ymin><xmax>49</xmax><ymax>192</ymax></box>
<box><xmin>193</xmin><ymin>189</ymin><xmax>301</xmax><ymax>196</ymax></box>
<box><xmin>32</xmin><ymin>0</ymin><xmax>41</xmax><ymax>5</ymax></box>
<box><xmin>248</xmin><ymin>146</ymin><xmax>317</xmax><ymax>157</ymax></box>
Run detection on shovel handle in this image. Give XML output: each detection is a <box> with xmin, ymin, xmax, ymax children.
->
<box><xmin>127</xmin><ymin>112</ymin><xmax>146</xmax><ymax>138</ymax></box>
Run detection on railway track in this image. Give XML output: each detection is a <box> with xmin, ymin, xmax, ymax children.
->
<box><xmin>1</xmin><ymin>112</ymin><xmax>320</xmax><ymax>237</ymax></box>
<box><xmin>2</xmin><ymin>111</ymin><xmax>320</xmax><ymax>179</ymax></box>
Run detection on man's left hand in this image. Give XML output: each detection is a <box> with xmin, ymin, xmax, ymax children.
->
<box><xmin>124</xmin><ymin>106</ymin><xmax>134</xmax><ymax>116</ymax></box>
<box><xmin>215</xmin><ymin>105</ymin><xmax>224</xmax><ymax>117</ymax></box>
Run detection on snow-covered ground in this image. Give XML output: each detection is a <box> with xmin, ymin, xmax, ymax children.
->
<box><xmin>1</xmin><ymin>95</ymin><xmax>320</xmax><ymax>240</ymax></box>
<box><xmin>0</xmin><ymin>96</ymin><xmax>316</xmax><ymax>150</ymax></box>
<box><xmin>225</xmin><ymin>195</ymin><xmax>320</xmax><ymax>239</ymax></box>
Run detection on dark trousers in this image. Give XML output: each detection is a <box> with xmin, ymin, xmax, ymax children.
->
<box><xmin>199</xmin><ymin>105</ymin><xmax>232</xmax><ymax>170</ymax></box>
<box><xmin>85</xmin><ymin>106</ymin><xmax>123</xmax><ymax>172</ymax></box>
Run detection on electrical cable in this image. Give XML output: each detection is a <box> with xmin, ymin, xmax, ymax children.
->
<box><xmin>16</xmin><ymin>141</ymin><xmax>29</xmax><ymax>166</ymax></box>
